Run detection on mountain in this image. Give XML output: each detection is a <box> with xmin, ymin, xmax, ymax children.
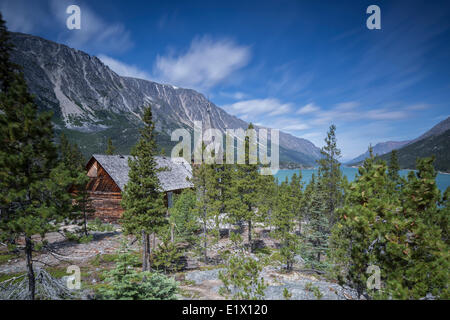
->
<box><xmin>347</xmin><ymin>140</ymin><xmax>410</xmax><ymax>164</ymax></box>
<box><xmin>377</xmin><ymin>128</ymin><xmax>450</xmax><ymax>172</ymax></box>
<box><xmin>409</xmin><ymin>116</ymin><xmax>450</xmax><ymax>143</ymax></box>
<box><xmin>9</xmin><ymin>32</ymin><xmax>321</xmax><ymax>165</ymax></box>
<box><xmin>349</xmin><ymin>116</ymin><xmax>450</xmax><ymax>172</ymax></box>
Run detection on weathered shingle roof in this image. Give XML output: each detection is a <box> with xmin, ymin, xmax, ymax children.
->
<box><xmin>91</xmin><ymin>154</ymin><xmax>193</xmax><ymax>192</ymax></box>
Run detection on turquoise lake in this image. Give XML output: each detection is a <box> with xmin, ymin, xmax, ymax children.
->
<box><xmin>274</xmin><ymin>167</ymin><xmax>450</xmax><ymax>193</ymax></box>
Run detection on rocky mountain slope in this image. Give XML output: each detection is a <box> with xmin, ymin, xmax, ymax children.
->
<box><xmin>349</xmin><ymin>116</ymin><xmax>450</xmax><ymax>171</ymax></box>
<box><xmin>347</xmin><ymin>140</ymin><xmax>410</xmax><ymax>164</ymax></box>
<box><xmin>9</xmin><ymin>32</ymin><xmax>321</xmax><ymax>165</ymax></box>
<box><xmin>377</xmin><ymin>126</ymin><xmax>450</xmax><ymax>172</ymax></box>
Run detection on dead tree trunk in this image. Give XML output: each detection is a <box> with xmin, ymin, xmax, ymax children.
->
<box><xmin>25</xmin><ymin>237</ymin><xmax>35</xmax><ymax>300</ymax></box>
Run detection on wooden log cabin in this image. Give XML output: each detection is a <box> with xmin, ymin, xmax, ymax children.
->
<box><xmin>85</xmin><ymin>154</ymin><xmax>193</xmax><ymax>221</ymax></box>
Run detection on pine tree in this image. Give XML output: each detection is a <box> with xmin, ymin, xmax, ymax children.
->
<box><xmin>388</xmin><ymin>149</ymin><xmax>401</xmax><ymax>184</ymax></box>
<box><xmin>0</xmin><ymin>12</ymin><xmax>18</xmax><ymax>92</ymax></box>
<box><xmin>272</xmin><ymin>178</ymin><xmax>298</xmax><ymax>271</ymax></box>
<box><xmin>329</xmin><ymin>153</ymin><xmax>394</xmax><ymax>297</ymax></box>
<box><xmin>58</xmin><ymin>133</ymin><xmax>93</xmax><ymax>236</ymax></box>
<box><xmin>226</xmin><ymin>123</ymin><xmax>260</xmax><ymax>251</ymax></box>
<box><xmin>304</xmin><ymin>179</ymin><xmax>329</xmax><ymax>268</ymax></box>
<box><xmin>0</xmin><ymin>16</ymin><xmax>72</xmax><ymax>299</ymax></box>
<box><xmin>169</xmin><ymin>189</ymin><xmax>199</xmax><ymax>245</ymax></box>
<box><xmin>105</xmin><ymin>137</ymin><xmax>116</xmax><ymax>155</ymax></box>
<box><xmin>317</xmin><ymin>124</ymin><xmax>343</xmax><ymax>227</ymax></box>
<box><xmin>192</xmin><ymin>155</ymin><xmax>223</xmax><ymax>263</ymax></box>
<box><xmin>289</xmin><ymin>171</ymin><xmax>304</xmax><ymax>233</ymax></box>
<box><xmin>330</xmin><ymin>153</ymin><xmax>449</xmax><ymax>299</ymax></box>
<box><xmin>121</xmin><ymin>106</ymin><xmax>167</xmax><ymax>271</ymax></box>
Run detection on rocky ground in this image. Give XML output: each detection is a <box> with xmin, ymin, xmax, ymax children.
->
<box><xmin>0</xmin><ymin>224</ymin><xmax>359</xmax><ymax>300</ymax></box>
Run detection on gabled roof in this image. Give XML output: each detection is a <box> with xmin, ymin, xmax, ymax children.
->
<box><xmin>90</xmin><ymin>154</ymin><xmax>193</xmax><ymax>192</ymax></box>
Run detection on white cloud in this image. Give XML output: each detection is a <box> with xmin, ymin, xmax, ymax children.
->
<box><xmin>335</xmin><ymin>101</ymin><xmax>360</xmax><ymax>110</ymax></box>
<box><xmin>223</xmin><ymin>98</ymin><xmax>293</xmax><ymax>117</ymax></box>
<box><xmin>220</xmin><ymin>91</ymin><xmax>249</xmax><ymax>100</ymax></box>
<box><xmin>154</xmin><ymin>36</ymin><xmax>251</xmax><ymax>90</ymax></box>
<box><xmin>405</xmin><ymin>103</ymin><xmax>430</xmax><ymax>111</ymax></box>
<box><xmin>97</xmin><ymin>54</ymin><xmax>151</xmax><ymax>80</ymax></box>
<box><xmin>297</xmin><ymin>102</ymin><xmax>320</xmax><ymax>114</ymax></box>
<box><xmin>257</xmin><ymin>117</ymin><xmax>310</xmax><ymax>131</ymax></box>
<box><xmin>50</xmin><ymin>0</ymin><xmax>133</xmax><ymax>53</ymax></box>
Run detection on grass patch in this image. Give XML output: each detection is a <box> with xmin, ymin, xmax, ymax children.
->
<box><xmin>89</xmin><ymin>251</ymin><xmax>141</xmax><ymax>268</ymax></box>
<box><xmin>0</xmin><ymin>272</ymin><xmax>24</xmax><ymax>283</ymax></box>
<box><xmin>0</xmin><ymin>253</ymin><xmax>17</xmax><ymax>265</ymax></box>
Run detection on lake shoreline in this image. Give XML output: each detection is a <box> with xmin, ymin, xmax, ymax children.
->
<box><xmin>275</xmin><ymin>167</ymin><xmax>450</xmax><ymax>192</ymax></box>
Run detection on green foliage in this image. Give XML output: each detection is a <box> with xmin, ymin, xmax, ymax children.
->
<box><xmin>305</xmin><ymin>282</ymin><xmax>323</xmax><ymax>299</ymax></box>
<box><xmin>0</xmin><ymin>16</ymin><xmax>73</xmax><ymax>299</ymax></box>
<box><xmin>87</xmin><ymin>218</ymin><xmax>115</xmax><ymax>232</ymax></box>
<box><xmin>219</xmin><ymin>234</ymin><xmax>267</xmax><ymax>300</ymax></box>
<box><xmin>388</xmin><ymin>149</ymin><xmax>401</xmax><ymax>184</ymax></box>
<box><xmin>301</xmin><ymin>178</ymin><xmax>330</xmax><ymax>270</ymax></box>
<box><xmin>225</xmin><ymin>123</ymin><xmax>261</xmax><ymax>250</ymax></box>
<box><xmin>330</xmin><ymin>154</ymin><xmax>449</xmax><ymax>299</ymax></box>
<box><xmin>64</xmin><ymin>231</ymin><xmax>93</xmax><ymax>244</ymax></box>
<box><xmin>121</xmin><ymin>106</ymin><xmax>168</xmax><ymax>270</ymax></box>
<box><xmin>98</xmin><ymin>243</ymin><xmax>178</xmax><ymax>300</ymax></box>
<box><xmin>191</xmin><ymin>146</ymin><xmax>232</xmax><ymax>261</ymax></box>
<box><xmin>105</xmin><ymin>137</ymin><xmax>116</xmax><ymax>155</ymax></box>
<box><xmin>152</xmin><ymin>232</ymin><xmax>184</xmax><ymax>274</ymax></box>
<box><xmin>272</xmin><ymin>178</ymin><xmax>299</xmax><ymax>271</ymax></box>
<box><xmin>316</xmin><ymin>124</ymin><xmax>343</xmax><ymax>227</ymax></box>
<box><xmin>283</xmin><ymin>287</ymin><xmax>292</xmax><ymax>300</ymax></box>
<box><xmin>169</xmin><ymin>189</ymin><xmax>199</xmax><ymax>245</ymax></box>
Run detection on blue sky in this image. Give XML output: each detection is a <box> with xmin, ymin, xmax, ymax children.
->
<box><xmin>1</xmin><ymin>0</ymin><xmax>449</xmax><ymax>161</ymax></box>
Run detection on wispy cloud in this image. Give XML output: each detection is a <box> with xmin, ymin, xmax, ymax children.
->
<box><xmin>220</xmin><ymin>91</ymin><xmax>249</xmax><ymax>100</ymax></box>
<box><xmin>153</xmin><ymin>36</ymin><xmax>251</xmax><ymax>90</ymax></box>
<box><xmin>297</xmin><ymin>102</ymin><xmax>320</xmax><ymax>114</ymax></box>
<box><xmin>223</xmin><ymin>98</ymin><xmax>293</xmax><ymax>118</ymax></box>
<box><xmin>256</xmin><ymin>117</ymin><xmax>310</xmax><ymax>131</ymax></box>
<box><xmin>97</xmin><ymin>54</ymin><xmax>151</xmax><ymax>80</ymax></box>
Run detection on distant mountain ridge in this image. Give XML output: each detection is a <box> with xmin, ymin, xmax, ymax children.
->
<box><xmin>9</xmin><ymin>32</ymin><xmax>321</xmax><ymax>165</ymax></box>
<box><xmin>347</xmin><ymin>140</ymin><xmax>410</xmax><ymax>164</ymax></box>
<box><xmin>349</xmin><ymin>116</ymin><xmax>450</xmax><ymax>172</ymax></box>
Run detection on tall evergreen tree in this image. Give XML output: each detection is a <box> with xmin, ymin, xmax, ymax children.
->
<box><xmin>317</xmin><ymin>124</ymin><xmax>343</xmax><ymax>227</ymax></box>
<box><xmin>121</xmin><ymin>106</ymin><xmax>167</xmax><ymax>271</ymax></box>
<box><xmin>304</xmin><ymin>179</ymin><xmax>329</xmax><ymax>268</ymax></box>
<box><xmin>58</xmin><ymin>133</ymin><xmax>93</xmax><ymax>235</ymax></box>
<box><xmin>387</xmin><ymin>149</ymin><xmax>401</xmax><ymax>184</ymax></box>
<box><xmin>105</xmin><ymin>137</ymin><xmax>116</xmax><ymax>155</ymax></box>
<box><xmin>0</xmin><ymin>12</ymin><xmax>18</xmax><ymax>92</ymax></box>
<box><xmin>289</xmin><ymin>171</ymin><xmax>304</xmax><ymax>233</ymax></box>
<box><xmin>0</xmin><ymin>15</ymin><xmax>72</xmax><ymax>299</ymax></box>
<box><xmin>273</xmin><ymin>178</ymin><xmax>298</xmax><ymax>271</ymax></box>
<box><xmin>192</xmin><ymin>160</ymin><xmax>214</xmax><ymax>263</ymax></box>
<box><xmin>226</xmin><ymin>123</ymin><xmax>260</xmax><ymax>251</ymax></box>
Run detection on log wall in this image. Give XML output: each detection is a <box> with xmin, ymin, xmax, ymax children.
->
<box><xmin>87</xmin><ymin>191</ymin><xmax>123</xmax><ymax>222</ymax></box>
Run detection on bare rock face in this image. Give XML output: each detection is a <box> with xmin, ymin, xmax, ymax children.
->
<box><xmin>9</xmin><ymin>32</ymin><xmax>321</xmax><ymax>164</ymax></box>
